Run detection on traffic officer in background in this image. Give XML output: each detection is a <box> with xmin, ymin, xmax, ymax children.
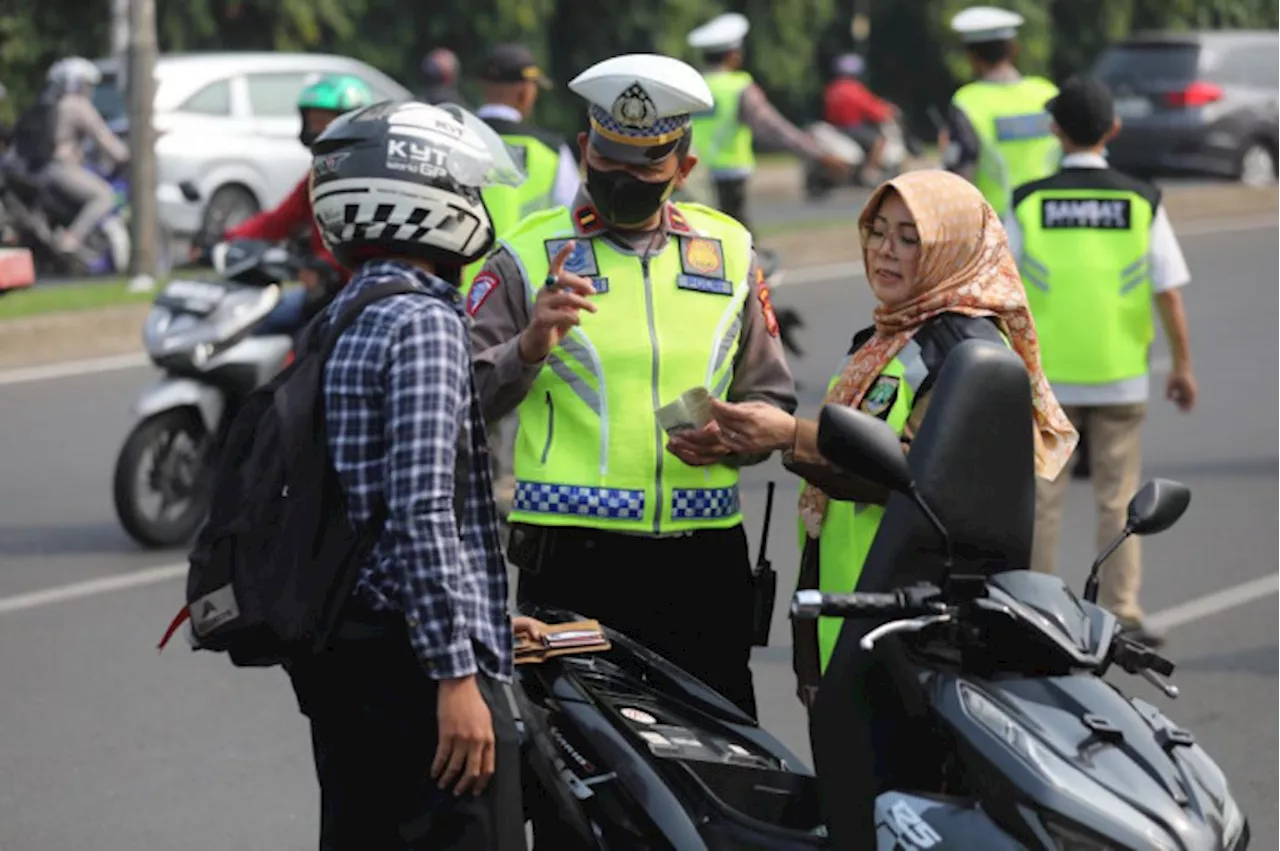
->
<box><xmin>945</xmin><ymin>6</ymin><xmax>1060</xmax><ymax>221</ymax></box>
<box><xmin>468</xmin><ymin>53</ymin><xmax>797</xmax><ymax>720</ymax></box>
<box><xmin>464</xmin><ymin>43</ymin><xmax>582</xmax><ymax>515</ymax></box>
<box><xmin>687</xmin><ymin>12</ymin><xmax>848</xmax><ymax>230</ymax></box>
<box><xmin>1006</xmin><ymin>77</ymin><xmax>1197</xmax><ymax>648</ymax></box>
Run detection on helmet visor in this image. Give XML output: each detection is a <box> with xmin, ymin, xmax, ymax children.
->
<box><xmin>435</xmin><ymin>102</ymin><xmax>526</xmax><ymax>189</ymax></box>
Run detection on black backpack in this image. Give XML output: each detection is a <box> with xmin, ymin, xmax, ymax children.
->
<box><xmin>158</xmin><ymin>280</ymin><xmax>424</xmax><ymax>667</ymax></box>
<box><xmin>11</xmin><ymin>94</ymin><xmax>59</xmax><ymax>170</ymax></box>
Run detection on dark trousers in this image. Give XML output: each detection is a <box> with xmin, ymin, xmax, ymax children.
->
<box><xmin>712</xmin><ymin>177</ymin><xmax>751</xmax><ymax>232</ymax></box>
<box><xmin>286</xmin><ymin>614</ymin><xmax>525</xmax><ymax>851</ymax></box>
<box><xmin>514</xmin><ymin>523</ymin><xmax>758</xmax><ymax>718</ymax></box>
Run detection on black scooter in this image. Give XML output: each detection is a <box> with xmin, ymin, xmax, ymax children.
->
<box><xmin>514</xmin><ymin>340</ymin><xmax>1249</xmax><ymax>850</ymax></box>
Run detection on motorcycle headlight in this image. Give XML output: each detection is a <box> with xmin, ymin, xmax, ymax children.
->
<box><xmin>958</xmin><ymin>684</ymin><xmax>1181</xmax><ymax>851</ymax></box>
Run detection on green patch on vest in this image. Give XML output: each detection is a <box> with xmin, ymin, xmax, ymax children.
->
<box><xmin>861</xmin><ymin>375</ymin><xmax>900</xmax><ymax>418</ymax></box>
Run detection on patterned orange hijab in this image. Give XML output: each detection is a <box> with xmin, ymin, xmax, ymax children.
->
<box><xmin>799</xmin><ymin>170</ymin><xmax>1078</xmax><ymax>539</ymax></box>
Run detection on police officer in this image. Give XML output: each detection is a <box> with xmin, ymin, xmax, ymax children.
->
<box><xmin>468</xmin><ymin>53</ymin><xmax>797</xmax><ymax>720</ymax></box>
<box><xmin>1005</xmin><ymin>77</ymin><xmax>1198</xmax><ymax>648</ymax></box>
<box><xmin>945</xmin><ymin>6</ymin><xmax>1060</xmax><ymax>221</ymax></box>
<box><xmin>686</xmin><ymin>12</ymin><xmax>847</xmax><ymax>229</ymax></box>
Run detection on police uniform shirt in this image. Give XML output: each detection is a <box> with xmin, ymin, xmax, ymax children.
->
<box><xmin>467</xmin><ymin>188</ymin><xmax>796</xmax><ymax>426</ymax></box>
<box><xmin>475</xmin><ymin>103</ymin><xmax>580</xmax><ymax>208</ymax></box>
<box><xmin>1002</xmin><ymin>151</ymin><xmax>1191</xmax><ymax>406</ymax></box>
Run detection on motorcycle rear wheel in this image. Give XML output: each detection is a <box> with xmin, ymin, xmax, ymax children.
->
<box><xmin>113</xmin><ymin>408</ymin><xmax>213</xmax><ymax>549</ymax></box>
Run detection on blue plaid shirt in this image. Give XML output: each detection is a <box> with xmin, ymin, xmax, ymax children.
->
<box><xmin>322</xmin><ymin>261</ymin><xmax>512</xmax><ymax>683</ymax></box>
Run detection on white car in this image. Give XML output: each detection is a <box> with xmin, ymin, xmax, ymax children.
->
<box><xmin>93</xmin><ymin>52</ymin><xmax>412</xmax><ymax>241</ymax></box>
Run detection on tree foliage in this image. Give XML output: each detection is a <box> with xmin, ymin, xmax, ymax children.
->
<box><xmin>0</xmin><ymin>0</ymin><xmax>1273</xmax><ymax>137</ymax></box>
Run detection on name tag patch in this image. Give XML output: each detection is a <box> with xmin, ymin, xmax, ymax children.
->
<box><xmin>677</xmin><ymin>275</ymin><xmax>733</xmax><ymax>296</ymax></box>
<box><xmin>1040</xmin><ymin>197</ymin><xmax>1132</xmax><ymax>230</ymax></box>
<box><xmin>544</xmin><ymin>238</ymin><xmax>600</xmax><ymax>276</ymax></box>
<box><xmin>588</xmin><ymin>276</ymin><xmax>609</xmax><ymax>294</ymax></box>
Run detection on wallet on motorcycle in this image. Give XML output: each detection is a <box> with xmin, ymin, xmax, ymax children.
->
<box><xmin>750</xmin><ymin>481</ymin><xmax>779</xmax><ymax>647</ymax></box>
<box><xmin>515</xmin><ymin>619</ymin><xmax>612</xmax><ymax>665</ymax></box>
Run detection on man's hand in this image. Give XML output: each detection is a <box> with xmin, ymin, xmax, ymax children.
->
<box><xmin>298</xmin><ymin>266</ymin><xmax>320</xmax><ymax>289</ymax></box>
<box><xmin>1166</xmin><ymin>366</ymin><xmax>1198</xmax><ymax>412</ymax></box>
<box><xmin>431</xmin><ymin>675</ymin><xmax>495</xmax><ymax>797</ymax></box>
<box><xmin>518</xmin><ymin>239</ymin><xmax>598</xmax><ymax>364</ymax></box>
<box><xmin>667</xmin><ymin>420</ymin><xmax>731</xmax><ymax>467</ymax></box>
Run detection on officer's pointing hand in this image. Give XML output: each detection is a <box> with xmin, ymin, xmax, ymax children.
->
<box><xmin>519</xmin><ymin>239</ymin><xmax>598</xmax><ymax>364</ymax></box>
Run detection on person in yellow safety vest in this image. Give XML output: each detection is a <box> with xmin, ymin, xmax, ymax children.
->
<box><xmin>462</xmin><ymin>43</ymin><xmax>580</xmax><ymax>296</ymax></box>
<box><xmin>944</xmin><ymin>6</ymin><xmax>1061</xmax><ymax>222</ymax></box>
<box><xmin>463</xmin><ymin>43</ymin><xmax>582</xmax><ymax>518</ymax></box>
<box><xmin>686</xmin><ymin>12</ymin><xmax>849</xmax><ymax>231</ymax></box>
<box><xmin>467</xmin><ymin>53</ymin><xmax>797</xmax><ymax>724</ymax></box>
<box><xmin>1005</xmin><ymin>77</ymin><xmax>1198</xmax><ymax>649</ymax></box>
<box><xmin>705</xmin><ymin>170</ymin><xmax>1078</xmax><ymax>708</ymax></box>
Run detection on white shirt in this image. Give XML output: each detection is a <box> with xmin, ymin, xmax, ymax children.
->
<box><xmin>476</xmin><ymin>104</ymin><xmax>580</xmax><ymax>209</ymax></box>
<box><xmin>1002</xmin><ymin>152</ymin><xmax>1190</xmax><ymax>406</ymax></box>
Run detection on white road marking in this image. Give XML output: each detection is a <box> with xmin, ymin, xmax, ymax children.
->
<box><xmin>0</xmin><ymin>352</ymin><xmax>150</xmax><ymax>387</ymax></box>
<box><xmin>0</xmin><ymin>213</ymin><xmax>1273</xmax><ymax>387</ymax></box>
<box><xmin>0</xmin><ymin>563</ymin><xmax>186</xmax><ymax>615</ymax></box>
<box><xmin>0</xmin><ymin>557</ymin><xmax>1273</xmax><ymax>642</ymax></box>
<box><xmin>1145</xmin><ymin>573</ymin><xmax>1280</xmax><ymax>632</ymax></box>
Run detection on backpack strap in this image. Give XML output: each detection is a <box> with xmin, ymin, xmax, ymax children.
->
<box><xmin>313</xmin><ymin>279</ymin><xmax>436</xmax><ymax>544</ymax></box>
<box><xmin>319</xmin><ymin>279</ymin><xmax>427</xmax><ymax>361</ymax></box>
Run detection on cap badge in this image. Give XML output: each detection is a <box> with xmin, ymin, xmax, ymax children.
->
<box><xmin>612</xmin><ymin>82</ymin><xmax>658</xmax><ymax>129</ymax></box>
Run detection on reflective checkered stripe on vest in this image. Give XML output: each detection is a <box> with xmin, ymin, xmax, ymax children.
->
<box><xmin>691</xmin><ymin>70</ymin><xmax>755</xmax><ymax>175</ymax></box>
<box><xmin>1014</xmin><ymin>188</ymin><xmax>1155</xmax><ymax>386</ymax></box>
<box><xmin>951</xmin><ymin>78</ymin><xmax>1061</xmax><ymax>219</ymax></box>
<box><xmin>504</xmin><ymin>203</ymin><xmax>753</xmax><ymax>534</ymax></box>
<box><xmin>460</xmin><ymin>134</ymin><xmax>561</xmax><ymax>296</ymax></box>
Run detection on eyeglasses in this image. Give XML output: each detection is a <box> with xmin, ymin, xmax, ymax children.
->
<box><xmin>861</xmin><ymin>224</ymin><xmax>920</xmax><ymax>254</ymax></box>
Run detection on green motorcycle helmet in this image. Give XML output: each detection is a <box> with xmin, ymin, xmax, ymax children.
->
<box><xmin>297</xmin><ymin>74</ymin><xmax>375</xmax><ymax>148</ymax></box>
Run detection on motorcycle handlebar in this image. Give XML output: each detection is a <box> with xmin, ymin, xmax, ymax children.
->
<box><xmin>791</xmin><ymin>589</ymin><xmax>915</xmax><ymax>620</ymax></box>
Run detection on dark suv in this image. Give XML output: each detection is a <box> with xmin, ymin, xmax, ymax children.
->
<box><xmin>1093</xmin><ymin>30</ymin><xmax>1278</xmax><ymax>185</ymax></box>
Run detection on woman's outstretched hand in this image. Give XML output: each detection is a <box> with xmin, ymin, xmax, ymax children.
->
<box><xmin>709</xmin><ymin>399</ymin><xmax>798</xmax><ymax>456</ymax></box>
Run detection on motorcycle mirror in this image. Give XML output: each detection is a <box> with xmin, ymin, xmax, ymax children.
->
<box><xmin>178</xmin><ymin>180</ymin><xmax>201</xmax><ymax>203</ymax></box>
<box><xmin>1126</xmin><ymin>478</ymin><xmax>1191</xmax><ymax>536</ymax></box>
<box><xmin>1083</xmin><ymin>478</ymin><xmax>1191</xmax><ymax>603</ymax></box>
<box><xmin>817</xmin><ymin>404</ymin><xmax>912</xmax><ymax>496</ymax></box>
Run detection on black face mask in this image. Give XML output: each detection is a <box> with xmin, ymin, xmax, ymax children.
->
<box><xmin>586</xmin><ymin>166</ymin><xmax>675</xmax><ymax>227</ymax></box>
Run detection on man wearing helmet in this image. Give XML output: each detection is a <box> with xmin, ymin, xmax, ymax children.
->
<box><xmin>12</xmin><ymin>57</ymin><xmax>130</xmax><ymax>258</ymax></box>
<box><xmin>216</xmin><ymin>74</ymin><xmax>374</xmax><ymax>333</ymax></box>
<box><xmin>290</xmin><ymin>99</ymin><xmax>527</xmax><ymax>848</ymax></box>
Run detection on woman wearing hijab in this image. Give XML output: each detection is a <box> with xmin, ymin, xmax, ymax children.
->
<box><xmin>709</xmin><ymin>169</ymin><xmax>1078</xmax><ymax>706</ymax></box>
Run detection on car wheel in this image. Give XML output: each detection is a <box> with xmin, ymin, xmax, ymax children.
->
<box><xmin>197</xmin><ymin>185</ymin><xmax>259</xmax><ymax>247</ymax></box>
<box><xmin>1238</xmin><ymin>143</ymin><xmax>1277</xmax><ymax>187</ymax></box>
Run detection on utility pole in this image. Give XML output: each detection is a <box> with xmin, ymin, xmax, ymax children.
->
<box><xmin>111</xmin><ymin>0</ymin><xmax>130</xmax><ymax>83</ymax></box>
<box><xmin>127</xmin><ymin>0</ymin><xmax>160</xmax><ymax>280</ymax></box>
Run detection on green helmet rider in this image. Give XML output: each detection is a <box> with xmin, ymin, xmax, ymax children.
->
<box><xmin>297</xmin><ymin>74</ymin><xmax>375</xmax><ymax>148</ymax></box>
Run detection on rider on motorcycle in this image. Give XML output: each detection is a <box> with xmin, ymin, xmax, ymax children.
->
<box><xmin>212</xmin><ymin>74</ymin><xmax>374</xmax><ymax>335</ymax></box>
<box><xmin>12</xmin><ymin>57</ymin><xmax>129</xmax><ymax>258</ymax></box>
<box><xmin>823</xmin><ymin>53</ymin><xmax>897</xmax><ymax>185</ymax></box>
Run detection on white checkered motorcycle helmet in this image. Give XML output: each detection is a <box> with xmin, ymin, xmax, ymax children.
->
<box><xmin>308</xmin><ymin>100</ymin><xmax>525</xmax><ymax>269</ymax></box>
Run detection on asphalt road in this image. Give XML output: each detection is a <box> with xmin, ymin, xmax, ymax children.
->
<box><xmin>0</xmin><ymin>216</ymin><xmax>1275</xmax><ymax>849</ymax></box>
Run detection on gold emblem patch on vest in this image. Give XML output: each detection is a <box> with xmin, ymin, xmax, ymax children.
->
<box><xmin>544</xmin><ymin>238</ymin><xmax>600</xmax><ymax>277</ymax></box>
<box><xmin>680</xmin><ymin>237</ymin><xmax>725</xmax><ymax>278</ymax></box>
<box><xmin>860</xmin><ymin>375</ymin><xmax>900</xmax><ymax>418</ymax></box>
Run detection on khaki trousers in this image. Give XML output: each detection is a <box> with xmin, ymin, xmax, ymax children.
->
<box><xmin>1030</xmin><ymin>403</ymin><xmax>1147</xmax><ymax>621</ymax></box>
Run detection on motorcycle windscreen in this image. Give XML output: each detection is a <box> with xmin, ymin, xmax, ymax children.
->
<box><xmin>811</xmin><ymin>340</ymin><xmax>1038</xmax><ymax>847</ymax></box>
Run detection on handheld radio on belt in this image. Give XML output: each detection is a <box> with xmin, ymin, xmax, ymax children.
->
<box><xmin>750</xmin><ymin>481</ymin><xmax>778</xmax><ymax>647</ymax></box>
